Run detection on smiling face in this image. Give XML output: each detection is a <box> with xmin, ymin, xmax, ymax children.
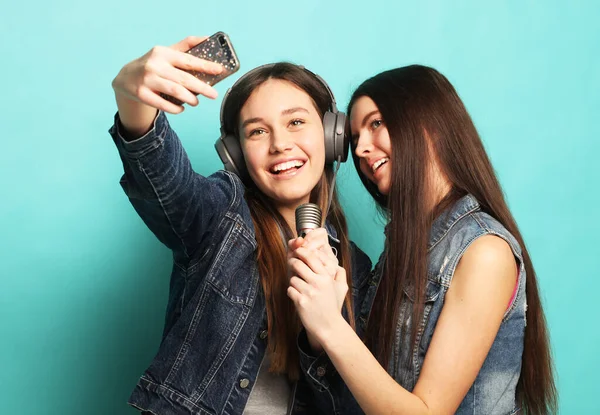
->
<box><xmin>239</xmin><ymin>79</ymin><xmax>326</xmax><ymax>209</ymax></box>
<box><xmin>349</xmin><ymin>96</ymin><xmax>392</xmax><ymax>196</ymax></box>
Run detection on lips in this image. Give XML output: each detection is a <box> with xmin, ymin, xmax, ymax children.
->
<box><xmin>370</xmin><ymin>157</ymin><xmax>389</xmax><ymax>174</ymax></box>
<box><xmin>269</xmin><ymin>159</ymin><xmax>306</xmax><ymax>175</ymax></box>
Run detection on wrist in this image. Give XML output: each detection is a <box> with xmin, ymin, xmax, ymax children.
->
<box><xmin>316</xmin><ymin>314</ymin><xmax>350</xmax><ymax>351</ymax></box>
<box><xmin>115</xmin><ymin>97</ymin><xmax>158</xmax><ymax>139</ymax></box>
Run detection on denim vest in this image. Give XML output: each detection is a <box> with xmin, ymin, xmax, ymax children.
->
<box><xmin>108</xmin><ymin>111</ymin><xmax>372</xmax><ymax>415</ymax></box>
<box><xmin>359</xmin><ymin>195</ymin><xmax>526</xmax><ymax>415</ymax></box>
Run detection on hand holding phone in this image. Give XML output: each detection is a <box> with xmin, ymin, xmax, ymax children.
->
<box><xmin>161</xmin><ymin>32</ymin><xmax>240</xmax><ymax>105</ymax></box>
<box><xmin>112</xmin><ymin>33</ymin><xmax>240</xmax><ymax>118</ymax></box>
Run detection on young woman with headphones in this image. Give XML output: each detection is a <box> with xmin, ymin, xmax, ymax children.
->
<box><xmin>108</xmin><ymin>35</ymin><xmax>371</xmax><ymax>415</ymax></box>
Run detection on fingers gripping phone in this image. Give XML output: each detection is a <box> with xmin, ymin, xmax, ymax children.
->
<box><xmin>162</xmin><ymin>31</ymin><xmax>240</xmax><ymax>105</ymax></box>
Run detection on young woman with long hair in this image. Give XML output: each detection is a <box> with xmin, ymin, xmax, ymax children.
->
<box><xmin>287</xmin><ymin>64</ymin><xmax>557</xmax><ymax>415</ymax></box>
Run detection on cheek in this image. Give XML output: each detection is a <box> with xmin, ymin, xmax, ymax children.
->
<box><xmin>313</xmin><ymin>141</ymin><xmax>326</xmax><ymax>164</ymax></box>
<box><xmin>308</xmin><ymin>129</ymin><xmax>326</xmax><ymax>162</ymax></box>
<box><xmin>379</xmin><ymin>129</ymin><xmax>392</xmax><ymax>155</ymax></box>
<box><xmin>241</xmin><ymin>143</ymin><xmax>263</xmax><ymax>174</ymax></box>
<box><xmin>242</xmin><ymin>148</ymin><xmax>269</xmax><ymax>191</ymax></box>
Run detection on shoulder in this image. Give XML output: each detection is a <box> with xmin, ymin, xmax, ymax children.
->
<box><xmin>449</xmin><ymin>234</ymin><xmax>517</xmax><ymax>311</ymax></box>
<box><xmin>459</xmin><ymin>235</ymin><xmax>515</xmax><ymax>276</ymax></box>
<box><xmin>205</xmin><ymin>170</ymin><xmax>255</xmax><ymax>230</ymax></box>
<box><xmin>438</xmin><ymin>208</ymin><xmax>522</xmax><ymax>265</ymax></box>
<box><xmin>207</xmin><ymin>169</ymin><xmax>245</xmax><ymax>201</ymax></box>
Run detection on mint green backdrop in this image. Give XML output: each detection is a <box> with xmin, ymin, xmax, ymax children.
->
<box><xmin>1</xmin><ymin>1</ymin><xmax>597</xmax><ymax>413</ymax></box>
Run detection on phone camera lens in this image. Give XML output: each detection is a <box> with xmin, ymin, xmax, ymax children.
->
<box><xmin>218</xmin><ymin>36</ymin><xmax>227</xmax><ymax>47</ymax></box>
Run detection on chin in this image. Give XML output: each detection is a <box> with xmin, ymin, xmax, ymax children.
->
<box><xmin>274</xmin><ymin>191</ymin><xmax>311</xmax><ymax>206</ymax></box>
<box><xmin>377</xmin><ymin>184</ymin><xmax>390</xmax><ymax>196</ymax></box>
<box><xmin>253</xmin><ymin>173</ymin><xmax>321</xmax><ymax>207</ymax></box>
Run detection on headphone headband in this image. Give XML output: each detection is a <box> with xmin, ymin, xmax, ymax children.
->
<box><xmin>219</xmin><ymin>63</ymin><xmax>338</xmax><ymax>134</ymax></box>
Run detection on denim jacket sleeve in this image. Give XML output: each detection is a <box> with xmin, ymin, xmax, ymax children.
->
<box><xmin>297</xmin><ymin>241</ymin><xmax>372</xmax><ymax>415</ymax></box>
<box><xmin>108</xmin><ymin>111</ymin><xmax>232</xmax><ymax>260</ymax></box>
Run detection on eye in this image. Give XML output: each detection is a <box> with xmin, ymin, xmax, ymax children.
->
<box><xmin>289</xmin><ymin>118</ymin><xmax>305</xmax><ymax>127</ymax></box>
<box><xmin>370</xmin><ymin>119</ymin><xmax>383</xmax><ymax>130</ymax></box>
<box><xmin>249</xmin><ymin>128</ymin><xmax>266</xmax><ymax>137</ymax></box>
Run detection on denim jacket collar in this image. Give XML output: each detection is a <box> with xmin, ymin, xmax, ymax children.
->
<box><xmin>428</xmin><ymin>194</ymin><xmax>480</xmax><ymax>252</ymax></box>
<box><xmin>380</xmin><ymin>195</ymin><xmax>480</xmax><ymax>254</ymax></box>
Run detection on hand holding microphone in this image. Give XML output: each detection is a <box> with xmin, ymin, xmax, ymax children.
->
<box><xmin>292</xmin><ymin>203</ymin><xmax>338</xmax><ymax>278</ymax></box>
<box><xmin>289</xmin><ymin>203</ymin><xmax>347</xmax><ymax>309</ymax></box>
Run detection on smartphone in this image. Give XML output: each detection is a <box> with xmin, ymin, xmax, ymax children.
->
<box><xmin>162</xmin><ymin>31</ymin><xmax>240</xmax><ymax>105</ymax></box>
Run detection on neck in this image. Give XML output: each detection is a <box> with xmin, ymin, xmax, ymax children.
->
<box><xmin>278</xmin><ymin>206</ymin><xmax>298</xmax><ymax>238</ymax></box>
<box><xmin>427</xmin><ymin>167</ymin><xmax>453</xmax><ymax>212</ymax></box>
<box><xmin>427</xmin><ymin>180</ymin><xmax>454</xmax><ymax>221</ymax></box>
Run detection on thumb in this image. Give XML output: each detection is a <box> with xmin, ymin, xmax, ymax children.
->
<box><xmin>170</xmin><ymin>36</ymin><xmax>208</xmax><ymax>52</ymax></box>
<box><xmin>288</xmin><ymin>237</ymin><xmax>304</xmax><ymax>251</ymax></box>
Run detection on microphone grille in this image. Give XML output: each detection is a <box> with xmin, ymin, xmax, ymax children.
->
<box><xmin>295</xmin><ymin>203</ymin><xmax>322</xmax><ymax>236</ymax></box>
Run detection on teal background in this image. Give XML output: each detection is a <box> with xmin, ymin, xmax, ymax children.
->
<box><xmin>1</xmin><ymin>0</ymin><xmax>598</xmax><ymax>413</ymax></box>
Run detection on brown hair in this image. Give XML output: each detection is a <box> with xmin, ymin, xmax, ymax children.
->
<box><xmin>222</xmin><ymin>63</ymin><xmax>354</xmax><ymax>380</ymax></box>
<box><xmin>347</xmin><ymin>65</ymin><xmax>557</xmax><ymax>414</ymax></box>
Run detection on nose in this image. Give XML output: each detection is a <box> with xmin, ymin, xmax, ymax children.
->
<box><xmin>269</xmin><ymin>129</ymin><xmax>294</xmax><ymax>154</ymax></box>
<box><xmin>354</xmin><ymin>134</ymin><xmax>373</xmax><ymax>158</ymax></box>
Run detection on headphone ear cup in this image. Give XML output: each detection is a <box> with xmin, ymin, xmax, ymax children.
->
<box><xmin>334</xmin><ymin>111</ymin><xmax>349</xmax><ymax>162</ymax></box>
<box><xmin>214</xmin><ymin>133</ymin><xmax>248</xmax><ymax>180</ymax></box>
<box><xmin>323</xmin><ymin>111</ymin><xmax>349</xmax><ymax>164</ymax></box>
<box><xmin>323</xmin><ymin>111</ymin><xmax>337</xmax><ymax>164</ymax></box>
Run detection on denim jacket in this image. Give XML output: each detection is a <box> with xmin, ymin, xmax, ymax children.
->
<box><xmin>356</xmin><ymin>195</ymin><xmax>526</xmax><ymax>415</ymax></box>
<box><xmin>109</xmin><ymin>111</ymin><xmax>372</xmax><ymax>415</ymax></box>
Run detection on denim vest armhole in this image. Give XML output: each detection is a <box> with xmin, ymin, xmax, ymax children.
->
<box><xmin>441</xmin><ymin>212</ymin><xmax>526</xmax><ymax>323</ymax></box>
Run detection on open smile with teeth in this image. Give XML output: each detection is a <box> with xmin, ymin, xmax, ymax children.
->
<box><xmin>372</xmin><ymin>158</ymin><xmax>389</xmax><ymax>174</ymax></box>
<box><xmin>270</xmin><ymin>160</ymin><xmax>305</xmax><ymax>175</ymax></box>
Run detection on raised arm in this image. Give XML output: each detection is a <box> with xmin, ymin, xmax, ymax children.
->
<box><xmin>109</xmin><ymin>36</ymin><xmax>233</xmax><ymax>258</ymax></box>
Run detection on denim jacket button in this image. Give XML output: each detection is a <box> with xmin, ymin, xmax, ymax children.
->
<box><xmin>240</xmin><ymin>378</ymin><xmax>250</xmax><ymax>388</ymax></box>
<box><xmin>259</xmin><ymin>330</ymin><xmax>268</xmax><ymax>340</ymax></box>
<box><xmin>316</xmin><ymin>366</ymin><xmax>326</xmax><ymax>377</ymax></box>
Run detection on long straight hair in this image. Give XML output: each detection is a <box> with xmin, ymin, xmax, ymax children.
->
<box><xmin>222</xmin><ymin>63</ymin><xmax>354</xmax><ymax>380</ymax></box>
<box><xmin>347</xmin><ymin>65</ymin><xmax>557</xmax><ymax>414</ymax></box>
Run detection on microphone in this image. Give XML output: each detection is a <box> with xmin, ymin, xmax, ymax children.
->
<box><xmin>295</xmin><ymin>203</ymin><xmax>322</xmax><ymax>238</ymax></box>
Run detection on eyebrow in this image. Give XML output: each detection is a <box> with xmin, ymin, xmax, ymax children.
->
<box><xmin>241</xmin><ymin>107</ymin><xmax>310</xmax><ymax>129</ymax></box>
<box><xmin>361</xmin><ymin>110</ymin><xmax>380</xmax><ymax>128</ymax></box>
<box><xmin>350</xmin><ymin>110</ymin><xmax>381</xmax><ymax>141</ymax></box>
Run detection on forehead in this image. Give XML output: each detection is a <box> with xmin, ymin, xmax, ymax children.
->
<box><xmin>350</xmin><ymin>96</ymin><xmax>379</xmax><ymax>127</ymax></box>
<box><xmin>240</xmin><ymin>79</ymin><xmax>317</xmax><ymax>119</ymax></box>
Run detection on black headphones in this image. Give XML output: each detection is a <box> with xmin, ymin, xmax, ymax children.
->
<box><xmin>214</xmin><ymin>64</ymin><xmax>348</xmax><ymax>180</ymax></box>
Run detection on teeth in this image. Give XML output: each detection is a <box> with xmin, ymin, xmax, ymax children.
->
<box><xmin>372</xmin><ymin>158</ymin><xmax>389</xmax><ymax>173</ymax></box>
<box><xmin>273</xmin><ymin>160</ymin><xmax>304</xmax><ymax>172</ymax></box>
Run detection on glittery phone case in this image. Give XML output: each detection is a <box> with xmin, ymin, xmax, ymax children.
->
<box><xmin>161</xmin><ymin>32</ymin><xmax>240</xmax><ymax>105</ymax></box>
